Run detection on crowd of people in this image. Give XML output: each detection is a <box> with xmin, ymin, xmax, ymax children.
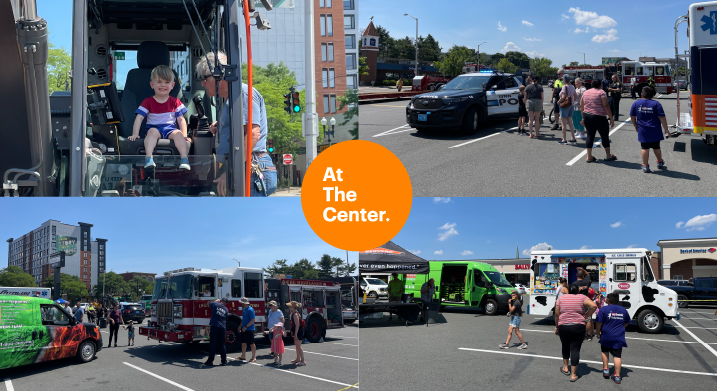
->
<box><xmin>517</xmin><ymin>70</ymin><xmax>671</xmax><ymax>171</ymax></box>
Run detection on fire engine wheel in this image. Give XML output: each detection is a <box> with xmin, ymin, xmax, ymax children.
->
<box><xmin>306</xmin><ymin>317</ymin><xmax>324</xmax><ymax>343</ymax></box>
<box><xmin>677</xmin><ymin>295</ymin><xmax>689</xmax><ymax>308</ymax></box>
<box><xmin>484</xmin><ymin>299</ymin><xmax>498</xmax><ymax>316</ymax></box>
<box><xmin>76</xmin><ymin>340</ymin><xmax>96</xmax><ymax>363</ymax></box>
<box><xmin>637</xmin><ymin>309</ymin><xmax>664</xmax><ymax>334</ymax></box>
<box><xmin>225</xmin><ymin>320</ymin><xmax>241</xmax><ymax>353</ymax></box>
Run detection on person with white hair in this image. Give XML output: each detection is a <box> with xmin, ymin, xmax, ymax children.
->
<box><xmin>195</xmin><ymin>52</ymin><xmax>276</xmax><ymax>196</ymax></box>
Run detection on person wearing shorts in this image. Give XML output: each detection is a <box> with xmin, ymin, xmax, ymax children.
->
<box><xmin>524</xmin><ymin>78</ymin><xmax>544</xmax><ymax>139</ymax></box>
<box><xmin>596</xmin><ymin>293</ymin><xmax>630</xmax><ymax>384</ymax></box>
<box><xmin>517</xmin><ymin>85</ymin><xmax>528</xmax><ymax>135</ymax></box>
<box><xmin>499</xmin><ymin>292</ymin><xmax>527</xmax><ymax>349</ymax></box>
<box><xmin>558</xmin><ymin>74</ymin><xmax>577</xmax><ymax>145</ymax></box>
<box><xmin>629</xmin><ymin>85</ymin><xmax>670</xmax><ymax>173</ymax></box>
<box><xmin>238</xmin><ymin>297</ymin><xmax>256</xmax><ymax>362</ymax></box>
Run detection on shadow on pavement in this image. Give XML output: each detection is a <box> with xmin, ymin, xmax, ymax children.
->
<box><xmin>408</xmin><ymin>119</ymin><xmax>519</xmax><ymax>141</ymax></box>
<box><xmin>690</xmin><ymin>139</ymin><xmax>717</xmax><ymax>166</ymax></box>
<box><xmin>601</xmin><ymin>160</ymin><xmax>701</xmax><ymax>181</ymax></box>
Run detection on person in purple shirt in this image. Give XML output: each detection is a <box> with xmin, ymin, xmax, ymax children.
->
<box><xmin>106</xmin><ymin>303</ymin><xmax>125</xmax><ymax>348</ymax></box>
<box><xmin>630</xmin><ymin>86</ymin><xmax>671</xmax><ymax>173</ymax></box>
<box><xmin>596</xmin><ymin>293</ymin><xmax>631</xmax><ymax>384</ymax></box>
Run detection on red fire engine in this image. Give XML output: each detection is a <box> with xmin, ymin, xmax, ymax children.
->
<box><xmin>411</xmin><ymin>75</ymin><xmax>452</xmax><ymax>91</ymax></box>
<box><xmin>265</xmin><ymin>278</ymin><xmax>344</xmax><ymax>343</ymax></box>
<box><xmin>562</xmin><ymin>66</ymin><xmax>607</xmax><ymax>89</ymax></box>
<box><xmin>620</xmin><ymin>61</ymin><xmax>675</xmax><ymax>96</ymax></box>
<box><xmin>138</xmin><ymin>267</ymin><xmax>266</xmax><ymax>352</ymax></box>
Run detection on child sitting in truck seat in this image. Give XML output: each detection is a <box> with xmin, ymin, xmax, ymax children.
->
<box><xmin>271</xmin><ymin>322</ymin><xmax>285</xmax><ymax>365</ymax></box>
<box><xmin>124</xmin><ymin>320</ymin><xmax>135</xmax><ymax>346</ymax></box>
<box><xmin>127</xmin><ymin>65</ymin><xmax>190</xmax><ymax>170</ymax></box>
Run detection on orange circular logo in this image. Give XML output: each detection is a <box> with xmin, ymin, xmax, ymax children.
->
<box><xmin>301</xmin><ymin>140</ymin><xmax>412</xmax><ymax>251</ymax></box>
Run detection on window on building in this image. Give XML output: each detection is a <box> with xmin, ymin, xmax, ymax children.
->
<box><xmin>322</xmin><ymin>68</ymin><xmax>328</xmax><ymax>88</ymax></box>
<box><xmin>328</xmin><ymin>43</ymin><xmax>334</xmax><ymax>61</ymax></box>
<box><xmin>52</xmin><ymin>226</ymin><xmax>56</xmax><ymax>234</ymax></box>
<box><xmin>344</xmin><ymin>0</ymin><xmax>354</xmax><ymax>10</ymax></box>
<box><xmin>83</xmin><ymin>274</ymin><xmax>87</xmax><ymax>279</ymax></box>
<box><xmin>330</xmin><ymin>94</ymin><xmax>337</xmax><ymax>113</ymax></box>
<box><xmin>323</xmin><ymin>95</ymin><xmax>329</xmax><ymax>113</ymax></box>
<box><xmin>327</xmin><ymin>15</ymin><xmax>333</xmax><ymax>36</ymax></box>
<box><xmin>346</xmin><ymin>53</ymin><xmax>356</xmax><ymax>70</ymax></box>
<box><xmin>344</xmin><ymin>15</ymin><xmax>355</xmax><ymax>29</ymax></box>
<box><xmin>321</xmin><ymin>43</ymin><xmax>327</xmax><ymax>61</ymax></box>
<box><xmin>329</xmin><ymin>68</ymin><xmax>335</xmax><ymax>88</ymax></box>
<box><xmin>319</xmin><ymin>0</ymin><xmax>324</xmax><ymax>6</ymax></box>
<box><xmin>320</xmin><ymin>15</ymin><xmax>326</xmax><ymax>36</ymax></box>
<box><xmin>345</xmin><ymin>34</ymin><xmax>355</xmax><ymax>49</ymax></box>
<box><xmin>83</xmin><ymin>232</ymin><xmax>87</xmax><ymax>238</ymax></box>
<box><xmin>327</xmin><ymin>0</ymin><xmax>332</xmax><ymax>6</ymax></box>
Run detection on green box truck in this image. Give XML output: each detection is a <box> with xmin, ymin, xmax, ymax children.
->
<box><xmin>403</xmin><ymin>261</ymin><xmax>517</xmax><ymax>315</ymax></box>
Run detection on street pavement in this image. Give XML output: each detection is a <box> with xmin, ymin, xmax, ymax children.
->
<box><xmin>1</xmin><ymin>318</ymin><xmax>358</xmax><ymax>391</ymax></box>
<box><xmin>359</xmin><ymin>303</ymin><xmax>717</xmax><ymax>389</ymax></box>
<box><xmin>359</xmin><ymin>92</ymin><xmax>715</xmax><ymax>197</ymax></box>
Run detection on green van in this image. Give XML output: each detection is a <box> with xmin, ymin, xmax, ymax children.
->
<box><xmin>404</xmin><ymin>261</ymin><xmax>517</xmax><ymax>315</ymax></box>
<box><xmin>0</xmin><ymin>295</ymin><xmax>102</xmax><ymax>369</ymax></box>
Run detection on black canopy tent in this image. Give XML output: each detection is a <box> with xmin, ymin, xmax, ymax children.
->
<box><xmin>358</xmin><ymin>241</ymin><xmax>430</xmax><ymax>274</ymax></box>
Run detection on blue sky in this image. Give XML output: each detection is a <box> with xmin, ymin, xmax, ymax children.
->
<box><xmin>360</xmin><ymin>0</ymin><xmax>693</xmax><ymax>67</ymax></box>
<box><xmin>0</xmin><ymin>198</ymin><xmax>356</xmax><ymax>275</ymax></box>
<box><xmin>390</xmin><ymin>198</ymin><xmax>716</xmax><ymax>260</ymax></box>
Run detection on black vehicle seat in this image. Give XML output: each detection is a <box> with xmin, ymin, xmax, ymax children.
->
<box><xmin>118</xmin><ymin>41</ymin><xmax>189</xmax><ymax>155</ymax></box>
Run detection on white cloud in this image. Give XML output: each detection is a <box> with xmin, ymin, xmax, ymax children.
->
<box><xmin>409</xmin><ymin>250</ymin><xmax>421</xmax><ymax>255</ymax></box>
<box><xmin>525</xmin><ymin>51</ymin><xmax>544</xmax><ymax>58</ymax></box>
<box><xmin>522</xmin><ymin>20</ymin><xmax>534</xmax><ymax>27</ymax></box>
<box><xmin>461</xmin><ymin>250</ymin><xmax>474</xmax><ymax>256</ymax></box>
<box><xmin>522</xmin><ymin>242</ymin><xmax>553</xmax><ymax>256</ymax></box>
<box><xmin>574</xmin><ymin>27</ymin><xmax>590</xmax><ymax>33</ymax></box>
<box><xmin>610</xmin><ymin>221</ymin><xmax>623</xmax><ymax>228</ymax></box>
<box><xmin>434</xmin><ymin>250</ymin><xmax>443</xmax><ymax>255</ymax></box>
<box><xmin>438</xmin><ymin>223</ymin><xmax>458</xmax><ymax>241</ymax></box>
<box><xmin>676</xmin><ymin>221</ymin><xmax>685</xmax><ymax>229</ymax></box>
<box><xmin>497</xmin><ymin>21</ymin><xmax>507</xmax><ymax>32</ymax></box>
<box><xmin>561</xmin><ymin>13</ymin><xmax>570</xmax><ymax>20</ymax></box>
<box><xmin>524</xmin><ymin>37</ymin><xmax>542</xmax><ymax>42</ymax></box>
<box><xmin>608</xmin><ymin>49</ymin><xmax>621</xmax><ymax>53</ymax></box>
<box><xmin>627</xmin><ymin>244</ymin><xmax>638</xmax><ymax>249</ymax></box>
<box><xmin>501</xmin><ymin>42</ymin><xmax>521</xmax><ymax>53</ymax></box>
<box><xmin>568</xmin><ymin>7</ymin><xmax>617</xmax><ymax>28</ymax></box>
<box><xmin>677</xmin><ymin>214</ymin><xmax>717</xmax><ymax>231</ymax></box>
<box><xmin>592</xmin><ymin>29</ymin><xmax>619</xmax><ymax>43</ymax></box>
<box><xmin>580</xmin><ymin>245</ymin><xmax>592</xmax><ymax>250</ymax></box>
<box><xmin>433</xmin><ymin>197</ymin><xmax>452</xmax><ymax>204</ymax></box>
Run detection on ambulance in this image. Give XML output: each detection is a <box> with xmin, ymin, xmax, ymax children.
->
<box><xmin>528</xmin><ymin>249</ymin><xmax>679</xmax><ymax>333</ymax></box>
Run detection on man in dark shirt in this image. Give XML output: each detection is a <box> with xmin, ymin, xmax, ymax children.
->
<box><xmin>204</xmin><ymin>297</ymin><xmax>229</xmax><ymax>366</ymax></box>
<box><xmin>571</xmin><ymin>268</ymin><xmax>592</xmax><ymax>295</ymax></box>
<box><xmin>608</xmin><ymin>75</ymin><xmax>622</xmax><ymax>121</ymax></box>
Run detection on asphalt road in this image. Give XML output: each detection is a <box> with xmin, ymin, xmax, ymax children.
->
<box><xmin>358</xmin><ymin>302</ymin><xmax>717</xmax><ymax>389</ymax></box>
<box><xmin>359</xmin><ymin>92</ymin><xmax>715</xmax><ymax>197</ymax></box>
<box><xmin>1</xmin><ymin>319</ymin><xmax>358</xmax><ymax>391</ymax></box>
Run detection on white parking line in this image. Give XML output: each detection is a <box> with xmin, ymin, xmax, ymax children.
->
<box><xmin>683</xmin><ymin>327</ymin><xmax>717</xmax><ymax>330</ymax></box>
<box><xmin>284</xmin><ymin>347</ymin><xmax>358</xmax><ymax>361</ymax></box>
<box><xmin>519</xmin><ymin>329</ymin><xmax>717</xmax><ymax>344</ymax></box>
<box><xmin>330</xmin><ymin>336</ymin><xmax>359</xmax><ymax>339</ymax></box>
<box><xmin>123</xmin><ymin>362</ymin><xmax>194</xmax><ymax>391</ymax></box>
<box><xmin>458</xmin><ymin>348</ymin><xmax>717</xmax><ymax>376</ymax></box>
<box><xmin>681</xmin><ymin>311</ymin><xmax>717</xmax><ymax>315</ymax></box>
<box><xmin>4</xmin><ymin>379</ymin><xmax>14</xmax><ymax>391</ymax></box>
<box><xmin>229</xmin><ymin>357</ymin><xmax>359</xmax><ymax>388</ymax></box>
<box><xmin>333</xmin><ymin>342</ymin><xmax>360</xmax><ymax>347</ymax></box>
<box><xmin>680</xmin><ymin>317</ymin><xmax>717</xmax><ymax>321</ymax></box>
<box><xmin>566</xmin><ymin>120</ymin><xmax>631</xmax><ymax>166</ymax></box>
<box><xmin>673</xmin><ymin>320</ymin><xmax>717</xmax><ymax>359</ymax></box>
<box><xmin>372</xmin><ymin>124</ymin><xmax>412</xmax><ymax>137</ymax></box>
<box><xmin>449</xmin><ymin>127</ymin><xmax>518</xmax><ymax>149</ymax></box>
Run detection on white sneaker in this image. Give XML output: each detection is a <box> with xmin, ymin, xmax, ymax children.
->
<box><xmin>517</xmin><ymin>343</ymin><xmax>528</xmax><ymax>349</ymax></box>
<box><xmin>499</xmin><ymin>343</ymin><xmax>509</xmax><ymax>349</ymax></box>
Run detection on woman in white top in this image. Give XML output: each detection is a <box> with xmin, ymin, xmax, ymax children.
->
<box><xmin>558</xmin><ymin>74</ymin><xmax>578</xmax><ymax>145</ymax></box>
<box><xmin>573</xmin><ymin>78</ymin><xmax>587</xmax><ymax>139</ymax></box>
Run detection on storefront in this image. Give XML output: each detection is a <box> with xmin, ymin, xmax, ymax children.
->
<box><xmin>656</xmin><ymin>238</ymin><xmax>717</xmax><ymax>280</ymax></box>
<box><xmin>479</xmin><ymin>259</ymin><xmax>532</xmax><ymax>286</ymax></box>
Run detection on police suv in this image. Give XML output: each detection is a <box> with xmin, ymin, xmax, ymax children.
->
<box><xmin>406</xmin><ymin>71</ymin><xmax>524</xmax><ymax>133</ymax></box>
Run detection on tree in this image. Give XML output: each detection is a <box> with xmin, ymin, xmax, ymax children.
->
<box><xmin>491</xmin><ymin>53</ymin><xmax>505</xmax><ymax>65</ymax></box>
<box><xmin>336</xmin><ymin>89</ymin><xmax>358</xmax><ymax>140</ymax></box>
<box><xmin>569</xmin><ymin>61</ymin><xmax>580</xmax><ymax>67</ymax></box>
<box><xmin>395</xmin><ymin>36</ymin><xmax>416</xmax><ymax>60</ymax></box>
<box><xmin>374</xmin><ymin>25</ymin><xmax>397</xmax><ymax>60</ymax></box>
<box><xmin>477</xmin><ymin>52</ymin><xmax>492</xmax><ymax>67</ymax></box>
<box><xmin>336</xmin><ymin>261</ymin><xmax>357</xmax><ymax>277</ymax></box>
<box><xmin>0</xmin><ymin>266</ymin><xmax>36</xmax><ymax>287</ymax></box>
<box><xmin>48</xmin><ymin>43</ymin><xmax>71</xmax><ymax>93</ymax></box>
<box><xmin>91</xmin><ymin>271</ymin><xmax>129</xmax><ymax>299</ymax></box>
<box><xmin>505</xmin><ymin>51</ymin><xmax>530</xmax><ymax>69</ymax></box>
<box><xmin>358</xmin><ymin>56</ymin><xmax>369</xmax><ymax>77</ymax></box>
<box><xmin>263</xmin><ymin>259</ymin><xmax>292</xmax><ymax>278</ymax></box>
<box><xmin>43</xmin><ymin>273</ymin><xmax>87</xmax><ymax>302</ymax></box>
<box><xmin>530</xmin><ymin>57</ymin><xmax>555</xmax><ymax>78</ymax></box>
<box><xmin>290</xmin><ymin>258</ymin><xmax>319</xmax><ymax>280</ymax></box>
<box><xmin>129</xmin><ymin>276</ymin><xmax>152</xmax><ymax>300</ymax></box>
<box><xmin>317</xmin><ymin>254</ymin><xmax>344</xmax><ymax>277</ymax></box>
<box><xmin>495</xmin><ymin>58</ymin><xmax>518</xmax><ymax>73</ymax></box>
<box><xmin>435</xmin><ymin>45</ymin><xmax>476</xmax><ymax>76</ymax></box>
<box><xmin>417</xmin><ymin>34</ymin><xmax>442</xmax><ymax>62</ymax></box>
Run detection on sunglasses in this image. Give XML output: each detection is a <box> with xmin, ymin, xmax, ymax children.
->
<box><xmin>201</xmin><ymin>74</ymin><xmax>213</xmax><ymax>82</ymax></box>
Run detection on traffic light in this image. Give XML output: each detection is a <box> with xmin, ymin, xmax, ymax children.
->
<box><xmin>284</xmin><ymin>89</ymin><xmax>292</xmax><ymax>114</ymax></box>
<box><xmin>268</xmin><ymin>139</ymin><xmax>274</xmax><ymax>153</ymax></box>
<box><xmin>292</xmin><ymin>90</ymin><xmax>301</xmax><ymax>113</ymax></box>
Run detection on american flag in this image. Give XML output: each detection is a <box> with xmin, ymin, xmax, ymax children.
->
<box><xmin>706</xmin><ymin>97</ymin><xmax>717</xmax><ymax>127</ymax></box>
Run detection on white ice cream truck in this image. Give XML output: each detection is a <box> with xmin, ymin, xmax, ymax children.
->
<box><xmin>527</xmin><ymin>249</ymin><xmax>679</xmax><ymax>333</ymax></box>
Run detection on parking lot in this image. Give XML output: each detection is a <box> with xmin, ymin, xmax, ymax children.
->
<box><xmin>360</xmin><ymin>93</ymin><xmax>717</xmax><ymax>197</ymax></box>
<box><xmin>359</xmin><ymin>302</ymin><xmax>717</xmax><ymax>389</ymax></box>
<box><xmin>1</xmin><ymin>320</ymin><xmax>358</xmax><ymax>391</ymax></box>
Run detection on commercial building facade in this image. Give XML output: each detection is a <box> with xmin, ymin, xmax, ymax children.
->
<box><xmin>6</xmin><ymin>220</ymin><xmax>106</xmax><ymax>290</ymax></box>
<box><xmin>656</xmin><ymin>238</ymin><xmax>717</xmax><ymax>280</ymax></box>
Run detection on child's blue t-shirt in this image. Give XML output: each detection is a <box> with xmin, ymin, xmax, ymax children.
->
<box><xmin>630</xmin><ymin>99</ymin><xmax>666</xmax><ymax>143</ymax></box>
<box><xmin>596</xmin><ymin>304</ymin><xmax>630</xmax><ymax>349</ymax></box>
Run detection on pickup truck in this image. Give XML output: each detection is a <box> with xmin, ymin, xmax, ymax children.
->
<box><xmin>666</xmin><ymin>277</ymin><xmax>717</xmax><ymax>308</ymax></box>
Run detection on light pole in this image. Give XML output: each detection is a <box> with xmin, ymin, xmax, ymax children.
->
<box><xmin>321</xmin><ymin>117</ymin><xmax>337</xmax><ymax>147</ymax></box>
<box><xmin>476</xmin><ymin>42</ymin><xmax>487</xmax><ymax>71</ymax></box>
<box><xmin>404</xmin><ymin>13</ymin><xmax>418</xmax><ymax>78</ymax></box>
<box><xmin>578</xmin><ymin>51</ymin><xmax>586</xmax><ymax>66</ymax></box>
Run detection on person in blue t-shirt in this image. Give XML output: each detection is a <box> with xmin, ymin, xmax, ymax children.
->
<box><xmin>204</xmin><ymin>298</ymin><xmax>228</xmax><ymax>366</ymax></box>
<box><xmin>238</xmin><ymin>297</ymin><xmax>257</xmax><ymax>362</ymax></box>
<box><xmin>630</xmin><ymin>86</ymin><xmax>671</xmax><ymax>173</ymax></box>
<box><xmin>596</xmin><ymin>293</ymin><xmax>631</xmax><ymax>385</ymax></box>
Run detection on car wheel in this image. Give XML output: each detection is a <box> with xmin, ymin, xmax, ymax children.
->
<box><xmin>76</xmin><ymin>340</ymin><xmax>96</xmax><ymax>363</ymax></box>
<box><xmin>225</xmin><ymin>319</ymin><xmax>241</xmax><ymax>353</ymax></box>
<box><xmin>368</xmin><ymin>291</ymin><xmax>378</xmax><ymax>299</ymax></box>
<box><xmin>637</xmin><ymin>309</ymin><xmax>664</xmax><ymax>334</ymax></box>
<box><xmin>462</xmin><ymin>107</ymin><xmax>480</xmax><ymax>134</ymax></box>
<box><xmin>484</xmin><ymin>299</ymin><xmax>498</xmax><ymax>316</ymax></box>
<box><xmin>677</xmin><ymin>295</ymin><xmax>689</xmax><ymax>308</ymax></box>
<box><xmin>306</xmin><ymin>317</ymin><xmax>324</xmax><ymax>343</ymax></box>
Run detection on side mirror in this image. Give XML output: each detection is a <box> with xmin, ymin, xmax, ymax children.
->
<box><xmin>491</xmin><ymin>85</ymin><xmax>498</xmax><ymax>90</ymax></box>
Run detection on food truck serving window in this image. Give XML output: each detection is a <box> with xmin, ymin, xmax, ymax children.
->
<box><xmin>244</xmin><ymin>273</ymin><xmax>263</xmax><ymax>298</ymax></box>
<box><xmin>614</xmin><ymin>265</ymin><xmax>637</xmax><ymax>282</ymax></box>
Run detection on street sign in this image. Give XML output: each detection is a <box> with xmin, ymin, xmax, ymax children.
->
<box><xmin>283</xmin><ymin>154</ymin><xmax>293</xmax><ymax>165</ymax></box>
<box><xmin>49</xmin><ymin>251</ymin><xmax>66</xmax><ymax>268</ymax></box>
<box><xmin>114</xmin><ymin>52</ymin><xmax>125</xmax><ymax>60</ymax></box>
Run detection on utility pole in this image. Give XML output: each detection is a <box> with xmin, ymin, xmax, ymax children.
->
<box><xmin>404</xmin><ymin>13</ymin><xmax>418</xmax><ymax>77</ymax></box>
<box><xmin>303</xmin><ymin>0</ymin><xmax>318</xmax><ymax>171</ymax></box>
<box><xmin>578</xmin><ymin>51</ymin><xmax>586</xmax><ymax>66</ymax></box>
<box><xmin>477</xmin><ymin>42</ymin><xmax>486</xmax><ymax>71</ymax></box>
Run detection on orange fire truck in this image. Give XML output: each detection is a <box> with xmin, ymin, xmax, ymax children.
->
<box><xmin>265</xmin><ymin>278</ymin><xmax>344</xmax><ymax>343</ymax></box>
<box><xmin>620</xmin><ymin>61</ymin><xmax>675</xmax><ymax>96</ymax></box>
<box><xmin>138</xmin><ymin>267</ymin><xmax>266</xmax><ymax>352</ymax></box>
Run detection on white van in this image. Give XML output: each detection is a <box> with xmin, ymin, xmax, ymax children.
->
<box><xmin>360</xmin><ymin>277</ymin><xmax>388</xmax><ymax>299</ymax></box>
<box><xmin>528</xmin><ymin>249</ymin><xmax>679</xmax><ymax>333</ymax></box>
